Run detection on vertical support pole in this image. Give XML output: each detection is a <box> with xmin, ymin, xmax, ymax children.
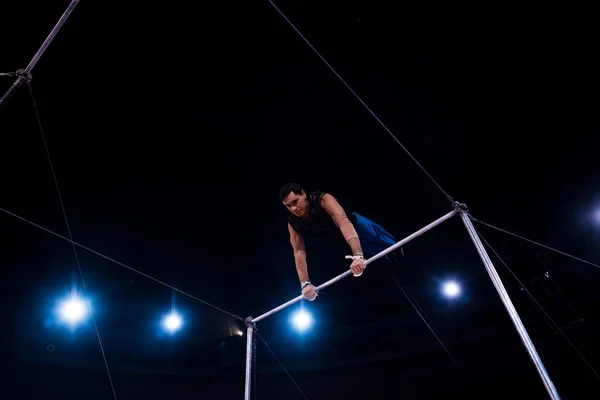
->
<box><xmin>244</xmin><ymin>319</ymin><xmax>255</xmax><ymax>400</ymax></box>
<box><xmin>459</xmin><ymin>208</ymin><xmax>560</xmax><ymax>400</ymax></box>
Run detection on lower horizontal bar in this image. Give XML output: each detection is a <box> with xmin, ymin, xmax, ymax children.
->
<box><xmin>251</xmin><ymin>209</ymin><xmax>457</xmax><ymax>323</ymax></box>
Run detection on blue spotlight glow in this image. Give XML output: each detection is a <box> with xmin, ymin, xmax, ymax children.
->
<box><xmin>161</xmin><ymin>311</ymin><xmax>183</xmax><ymax>334</ymax></box>
<box><xmin>291</xmin><ymin>309</ymin><xmax>313</xmax><ymax>332</ymax></box>
<box><xmin>57</xmin><ymin>293</ymin><xmax>88</xmax><ymax>326</ymax></box>
<box><xmin>442</xmin><ymin>280</ymin><xmax>461</xmax><ymax>298</ymax></box>
<box><xmin>594</xmin><ymin>209</ymin><xmax>600</xmax><ymax>223</ymax></box>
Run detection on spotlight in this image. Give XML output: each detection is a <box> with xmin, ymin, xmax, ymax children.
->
<box><xmin>291</xmin><ymin>309</ymin><xmax>313</xmax><ymax>332</ymax></box>
<box><xmin>594</xmin><ymin>209</ymin><xmax>600</xmax><ymax>223</ymax></box>
<box><xmin>442</xmin><ymin>281</ymin><xmax>461</xmax><ymax>298</ymax></box>
<box><xmin>236</xmin><ymin>330</ymin><xmax>244</xmax><ymax>336</ymax></box>
<box><xmin>57</xmin><ymin>293</ymin><xmax>88</xmax><ymax>326</ymax></box>
<box><xmin>161</xmin><ymin>311</ymin><xmax>183</xmax><ymax>334</ymax></box>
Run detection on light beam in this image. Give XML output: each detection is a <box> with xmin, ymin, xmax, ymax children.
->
<box><xmin>442</xmin><ymin>280</ymin><xmax>461</xmax><ymax>298</ymax></box>
<box><xmin>161</xmin><ymin>311</ymin><xmax>183</xmax><ymax>334</ymax></box>
<box><xmin>57</xmin><ymin>293</ymin><xmax>88</xmax><ymax>326</ymax></box>
<box><xmin>291</xmin><ymin>309</ymin><xmax>313</xmax><ymax>332</ymax></box>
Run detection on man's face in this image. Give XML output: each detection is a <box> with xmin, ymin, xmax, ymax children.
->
<box><xmin>282</xmin><ymin>190</ymin><xmax>308</xmax><ymax>218</ymax></box>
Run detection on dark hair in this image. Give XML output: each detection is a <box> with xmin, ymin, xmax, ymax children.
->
<box><xmin>279</xmin><ymin>182</ymin><xmax>304</xmax><ymax>202</ymax></box>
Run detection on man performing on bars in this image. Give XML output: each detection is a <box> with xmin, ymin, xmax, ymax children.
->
<box><xmin>280</xmin><ymin>182</ymin><xmax>401</xmax><ymax>301</ymax></box>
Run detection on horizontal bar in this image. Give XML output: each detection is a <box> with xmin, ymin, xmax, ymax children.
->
<box><xmin>251</xmin><ymin>209</ymin><xmax>457</xmax><ymax>323</ymax></box>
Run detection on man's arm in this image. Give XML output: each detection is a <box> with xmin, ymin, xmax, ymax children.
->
<box><xmin>319</xmin><ymin>194</ymin><xmax>363</xmax><ymax>256</ymax></box>
<box><xmin>288</xmin><ymin>223</ymin><xmax>309</xmax><ymax>283</ymax></box>
<box><xmin>288</xmin><ymin>223</ymin><xmax>318</xmax><ymax>300</ymax></box>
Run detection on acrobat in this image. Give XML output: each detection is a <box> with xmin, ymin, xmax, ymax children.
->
<box><xmin>280</xmin><ymin>182</ymin><xmax>400</xmax><ymax>301</ymax></box>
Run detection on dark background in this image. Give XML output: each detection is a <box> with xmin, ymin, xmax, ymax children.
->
<box><xmin>2</xmin><ymin>1</ymin><xmax>599</xmax><ymax>399</ymax></box>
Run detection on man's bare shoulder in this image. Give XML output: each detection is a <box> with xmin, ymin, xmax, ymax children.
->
<box><xmin>318</xmin><ymin>192</ymin><xmax>335</xmax><ymax>206</ymax></box>
<box><xmin>320</xmin><ymin>193</ymin><xmax>345</xmax><ymax>211</ymax></box>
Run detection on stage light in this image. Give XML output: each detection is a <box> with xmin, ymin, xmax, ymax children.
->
<box><xmin>57</xmin><ymin>293</ymin><xmax>88</xmax><ymax>326</ymax></box>
<box><xmin>161</xmin><ymin>311</ymin><xmax>183</xmax><ymax>334</ymax></box>
<box><xmin>291</xmin><ymin>309</ymin><xmax>313</xmax><ymax>332</ymax></box>
<box><xmin>442</xmin><ymin>281</ymin><xmax>461</xmax><ymax>298</ymax></box>
<box><xmin>236</xmin><ymin>330</ymin><xmax>244</xmax><ymax>336</ymax></box>
<box><xmin>594</xmin><ymin>209</ymin><xmax>600</xmax><ymax>223</ymax></box>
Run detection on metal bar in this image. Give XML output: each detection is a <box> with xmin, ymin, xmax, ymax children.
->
<box><xmin>244</xmin><ymin>324</ymin><xmax>254</xmax><ymax>400</ymax></box>
<box><xmin>0</xmin><ymin>78</ymin><xmax>25</xmax><ymax>109</ymax></box>
<box><xmin>251</xmin><ymin>209</ymin><xmax>457</xmax><ymax>323</ymax></box>
<box><xmin>25</xmin><ymin>0</ymin><xmax>80</xmax><ymax>73</ymax></box>
<box><xmin>460</xmin><ymin>211</ymin><xmax>560</xmax><ymax>400</ymax></box>
<box><xmin>0</xmin><ymin>0</ymin><xmax>80</xmax><ymax>108</ymax></box>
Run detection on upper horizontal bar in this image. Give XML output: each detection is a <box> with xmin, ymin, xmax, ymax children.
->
<box><xmin>251</xmin><ymin>209</ymin><xmax>457</xmax><ymax>323</ymax></box>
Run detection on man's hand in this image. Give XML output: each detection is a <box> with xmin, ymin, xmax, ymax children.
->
<box><xmin>302</xmin><ymin>283</ymin><xmax>318</xmax><ymax>301</ymax></box>
<box><xmin>350</xmin><ymin>257</ymin><xmax>366</xmax><ymax>277</ymax></box>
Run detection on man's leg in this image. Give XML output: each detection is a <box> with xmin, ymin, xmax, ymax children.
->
<box><xmin>353</xmin><ymin>213</ymin><xmax>400</xmax><ymax>257</ymax></box>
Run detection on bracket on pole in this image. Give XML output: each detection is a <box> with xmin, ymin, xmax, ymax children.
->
<box><xmin>14</xmin><ymin>69</ymin><xmax>33</xmax><ymax>83</ymax></box>
<box><xmin>244</xmin><ymin>316</ymin><xmax>257</xmax><ymax>337</ymax></box>
<box><xmin>0</xmin><ymin>69</ymin><xmax>33</xmax><ymax>108</ymax></box>
<box><xmin>452</xmin><ymin>201</ymin><xmax>468</xmax><ymax>214</ymax></box>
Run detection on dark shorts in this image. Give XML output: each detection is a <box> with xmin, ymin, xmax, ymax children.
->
<box><xmin>352</xmin><ymin>213</ymin><xmax>397</xmax><ymax>257</ymax></box>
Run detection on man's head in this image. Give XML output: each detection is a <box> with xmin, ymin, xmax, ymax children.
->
<box><xmin>280</xmin><ymin>182</ymin><xmax>309</xmax><ymax>218</ymax></box>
